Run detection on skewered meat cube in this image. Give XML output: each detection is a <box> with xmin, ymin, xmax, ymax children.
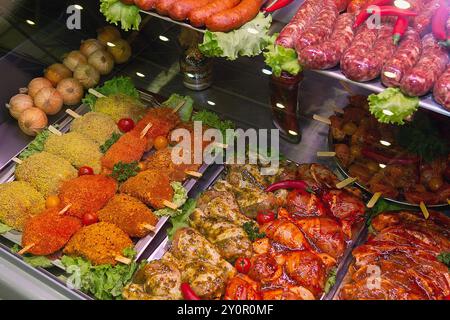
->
<box><xmin>97</xmin><ymin>194</ymin><xmax>158</xmax><ymax>238</ymax></box>
<box><xmin>22</xmin><ymin>207</ymin><xmax>82</xmax><ymax>255</ymax></box>
<box><xmin>15</xmin><ymin>152</ymin><xmax>77</xmax><ymax>197</ymax></box>
<box><xmin>70</xmin><ymin>112</ymin><xmax>120</xmax><ymax>145</ymax></box>
<box><xmin>132</xmin><ymin>107</ymin><xmax>180</xmax><ymax>143</ymax></box>
<box><xmin>247</xmin><ymin>252</ymin><xmax>283</xmax><ymax>284</ymax></box>
<box><xmin>0</xmin><ymin>181</ymin><xmax>45</xmax><ymax>231</ymax></box>
<box><xmin>286</xmin><ymin>189</ymin><xmax>328</xmax><ymax>217</ymax></box>
<box><xmin>182</xmin><ymin>261</ymin><xmax>229</xmax><ymax>299</ymax></box>
<box><xmin>119</xmin><ymin>169</ymin><xmax>173</xmax><ymax>209</ymax></box>
<box><xmin>59</xmin><ymin>175</ymin><xmax>117</xmax><ymax>219</ymax></box>
<box><xmin>44</xmin><ymin>132</ymin><xmax>102</xmax><ymax>173</ymax></box>
<box><xmin>101</xmin><ymin>131</ymin><xmax>147</xmax><ymax>171</ymax></box>
<box><xmin>93</xmin><ymin>93</ymin><xmax>146</xmax><ymax>122</ymax></box>
<box><xmin>63</xmin><ymin>222</ymin><xmax>133</xmax><ymax>266</ymax></box>
<box><xmin>259</xmin><ymin>218</ymin><xmax>311</xmax><ymax>251</ymax></box>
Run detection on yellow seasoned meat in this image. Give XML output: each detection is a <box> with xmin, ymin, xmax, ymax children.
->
<box><xmin>15</xmin><ymin>152</ymin><xmax>77</xmax><ymax>197</ymax></box>
<box><xmin>0</xmin><ymin>181</ymin><xmax>45</xmax><ymax>231</ymax></box>
<box><xmin>93</xmin><ymin>93</ymin><xmax>146</xmax><ymax>122</ymax></box>
<box><xmin>44</xmin><ymin>132</ymin><xmax>102</xmax><ymax>173</ymax></box>
<box><xmin>70</xmin><ymin>112</ymin><xmax>120</xmax><ymax>145</ymax></box>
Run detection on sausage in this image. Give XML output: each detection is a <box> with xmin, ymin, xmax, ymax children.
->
<box><xmin>294</xmin><ymin>0</ymin><xmax>339</xmax><ymax>51</ymax></box>
<box><xmin>205</xmin><ymin>0</ymin><xmax>263</xmax><ymax>32</ymax></box>
<box><xmin>335</xmin><ymin>0</ymin><xmax>350</xmax><ymax>12</ymax></box>
<box><xmin>298</xmin><ymin>13</ymin><xmax>355</xmax><ymax>70</ymax></box>
<box><xmin>381</xmin><ymin>29</ymin><xmax>422</xmax><ymax>87</ymax></box>
<box><xmin>169</xmin><ymin>0</ymin><xmax>211</xmax><ymax>21</ymax></box>
<box><xmin>433</xmin><ymin>66</ymin><xmax>450</xmax><ymax>110</ymax></box>
<box><xmin>400</xmin><ymin>34</ymin><xmax>449</xmax><ymax>96</ymax></box>
<box><xmin>188</xmin><ymin>0</ymin><xmax>240</xmax><ymax>27</ymax></box>
<box><xmin>413</xmin><ymin>0</ymin><xmax>441</xmax><ymax>36</ymax></box>
<box><xmin>276</xmin><ymin>0</ymin><xmax>323</xmax><ymax>48</ymax></box>
<box><xmin>155</xmin><ymin>0</ymin><xmax>178</xmax><ymax>15</ymax></box>
<box><xmin>341</xmin><ymin>23</ymin><xmax>396</xmax><ymax>82</ymax></box>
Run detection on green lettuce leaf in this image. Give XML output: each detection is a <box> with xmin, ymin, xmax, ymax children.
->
<box><xmin>324</xmin><ymin>267</ymin><xmax>337</xmax><ymax>294</ymax></box>
<box><xmin>163</xmin><ymin>94</ymin><xmax>194</xmax><ymax>122</ymax></box>
<box><xmin>18</xmin><ymin>126</ymin><xmax>57</xmax><ymax>160</ymax></box>
<box><xmin>199</xmin><ymin>13</ymin><xmax>272</xmax><ymax>61</ymax></box>
<box><xmin>191</xmin><ymin>109</ymin><xmax>235</xmax><ymax>143</ymax></box>
<box><xmin>437</xmin><ymin>252</ymin><xmax>450</xmax><ymax>271</ymax></box>
<box><xmin>100</xmin><ymin>0</ymin><xmax>141</xmax><ymax>31</ymax></box>
<box><xmin>366</xmin><ymin>199</ymin><xmax>411</xmax><ymax>226</ymax></box>
<box><xmin>11</xmin><ymin>244</ymin><xmax>53</xmax><ymax>268</ymax></box>
<box><xmin>167</xmin><ymin>198</ymin><xmax>197</xmax><ymax>240</ymax></box>
<box><xmin>263</xmin><ymin>34</ymin><xmax>301</xmax><ymax>77</ymax></box>
<box><xmin>0</xmin><ymin>222</ymin><xmax>12</xmax><ymax>234</ymax></box>
<box><xmin>154</xmin><ymin>182</ymin><xmax>188</xmax><ymax>217</ymax></box>
<box><xmin>368</xmin><ymin>88</ymin><xmax>419</xmax><ymax>125</ymax></box>
<box><xmin>82</xmin><ymin>76</ymin><xmax>140</xmax><ymax>108</ymax></box>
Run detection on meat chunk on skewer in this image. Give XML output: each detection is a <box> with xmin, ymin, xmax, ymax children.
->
<box><xmin>101</xmin><ymin>131</ymin><xmax>147</xmax><ymax>171</ymax></box>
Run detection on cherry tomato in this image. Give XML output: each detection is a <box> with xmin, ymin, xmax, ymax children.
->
<box><xmin>234</xmin><ymin>257</ymin><xmax>251</xmax><ymax>274</ymax></box>
<box><xmin>154</xmin><ymin>136</ymin><xmax>168</xmax><ymax>150</ymax></box>
<box><xmin>78</xmin><ymin>166</ymin><xmax>94</xmax><ymax>176</ymax></box>
<box><xmin>82</xmin><ymin>212</ymin><xmax>98</xmax><ymax>226</ymax></box>
<box><xmin>256</xmin><ymin>210</ymin><xmax>276</xmax><ymax>225</ymax></box>
<box><xmin>46</xmin><ymin>195</ymin><xmax>61</xmax><ymax>209</ymax></box>
<box><xmin>118</xmin><ymin>118</ymin><xmax>135</xmax><ymax>133</ymax></box>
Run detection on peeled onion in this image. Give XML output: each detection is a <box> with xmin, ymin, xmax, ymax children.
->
<box><xmin>97</xmin><ymin>26</ymin><xmax>121</xmax><ymax>46</ymax></box>
<box><xmin>56</xmin><ymin>78</ymin><xmax>84</xmax><ymax>105</ymax></box>
<box><xmin>18</xmin><ymin>107</ymin><xmax>48</xmax><ymax>136</ymax></box>
<box><xmin>88</xmin><ymin>50</ymin><xmax>114</xmax><ymax>75</ymax></box>
<box><xmin>28</xmin><ymin>77</ymin><xmax>53</xmax><ymax>98</ymax></box>
<box><xmin>80</xmin><ymin>39</ymin><xmax>104</xmax><ymax>58</ymax></box>
<box><xmin>7</xmin><ymin>94</ymin><xmax>34</xmax><ymax>119</ymax></box>
<box><xmin>73</xmin><ymin>64</ymin><xmax>100</xmax><ymax>89</ymax></box>
<box><xmin>63</xmin><ymin>50</ymin><xmax>87</xmax><ymax>72</ymax></box>
<box><xmin>34</xmin><ymin>87</ymin><xmax>63</xmax><ymax>115</ymax></box>
<box><xmin>44</xmin><ymin>63</ymin><xmax>72</xmax><ymax>86</ymax></box>
<box><xmin>107</xmin><ymin>39</ymin><xmax>132</xmax><ymax>64</ymax></box>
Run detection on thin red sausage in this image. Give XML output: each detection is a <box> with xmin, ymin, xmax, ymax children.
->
<box><xmin>169</xmin><ymin>0</ymin><xmax>211</xmax><ymax>21</ymax></box>
<box><xmin>433</xmin><ymin>66</ymin><xmax>450</xmax><ymax>110</ymax></box>
<box><xmin>155</xmin><ymin>0</ymin><xmax>178</xmax><ymax>15</ymax></box>
<box><xmin>189</xmin><ymin>0</ymin><xmax>241</xmax><ymax>27</ymax></box>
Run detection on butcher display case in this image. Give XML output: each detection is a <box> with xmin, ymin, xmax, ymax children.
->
<box><xmin>0</xmin><ymin>0</ymin><xmax>449</xmax><ymax>300</ymax></box>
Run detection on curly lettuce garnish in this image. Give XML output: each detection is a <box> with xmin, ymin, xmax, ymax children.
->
<box><xmin>199</xmin><ymin>13</ymin><xmax>272</xmax><ymax>61</ymax></box>
<box><xmin>82</xmin><ymin>76</ymin><xmax>140</xmax><ymax>107</ymax></box>
<box><xmin>368</xmin><ymin>88</ymin><xmax>419</xmax><ymax>125</ymax></box>
<box><xmin>154</xmin><ymin>182</ymin><xmax>188</xmax><ymax>217</ymax></box>
<box><xmin>263</xmin><ymin>34</ymin><xmax>301</xmax><ymax>77</ymax></box>
<box><xmin>100</xmin><ymin>0</ymin><xmax>141</xmax><ymax>31</ymax></box>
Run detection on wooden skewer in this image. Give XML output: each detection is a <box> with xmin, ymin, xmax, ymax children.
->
<box><xmin>340</xmin><ymin>80</ymin><xmax>355</xmax><ymax>95</ymax></box>
<box><xmin>171</xmin><ymin>100</ymin><xmax>186</xmax><ymax>114</ymax></box>
<box><xmin>65</xmin><ymin>109</ymin><xmax>82</xmax><ymax>119</ymax></box>
<box><xmin>142</xmin><ymin>224</ymin><xmax>156</xmax><ymax>232</ymax></box>
<box><xmin>366</xmin><ymin>192</ymin><xmax>382</xmax><ymax>209</ymax></box>
<box><xmin>313</xmin><ymin>114</ymin><xmax>331</xmax><ymax>125</ymax></box>
<box><xmin>18</xmin><ymin>243</ymin><xmax>35</xmax><ymax>255</ymax></box>
<box><xmin>48</xmin><ymin>125</ymin><xmax>63</xmax><ymax>136</ymax></box>
<box><xmin>88</xmin><ymin>88</ymin><xmax>106</xmax><ymax>98</ymax></box>
<box><xmin>140</xmin><ymin>122</ymin><xmax>153</xmax><ymax>139</ymax></box>
<box><xmin>163</xmin><ymin>200</ymin><xmax>178</xmax><ymax>210</ymax></box>
<box><xmin>336</xmin><ymin>177</ymin><xmax>356</xmax><ymax>189</ymax></box>
<box><xmin>115</xmin><ymin>255</ymin><xmax>132</xmax><ymax>265</ymax></box>
<box><xmin>12</xmin><ymin>157</ymin><xmax>23</xmax><ymax>164</ymax></box>
<box><xmin>185</xmin><ymin>170</ymin><xmax>202</xmax><ymax>178</ymax></box>
<box><xmin>212</xmin><ymin>142</ymin><xmax>228</xmax><ymax>149</ymax></box>
<box><xmin>316</xmin><ymin>151</ymin><xmax>336</xmax><ymax>157</ymax></box>
<box><xmin>419</xmin><ymin>201</ymin><xmax>429</xmax><ymax>219</ymax></box>
<box><xmin>333</xmin><ymin>108</ymin><xmax>345</xmax><ymax>114</ymax></box>
<box><xmin>59</xmin><ymin>203</ymin><xmax>72</xmax><ymax>215</ymax></box>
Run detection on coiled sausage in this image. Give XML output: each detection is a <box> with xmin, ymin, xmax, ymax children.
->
<box><xmin>205</xmin><ymin>0</ymin><xmax>263</xmax><ymax>32</ymax></box>
<box><xmin>189</xmin><ymin>0</ymin><xmax>240</xmax><ymax>27</ymax></box>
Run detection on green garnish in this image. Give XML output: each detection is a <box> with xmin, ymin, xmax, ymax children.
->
<box><xmin>100</xmin><ymin>0</ymin><xmax>141</xmax><ymax>31</ymax></box>
<box><xmin>324</xmin><ymin>267</ymin><xmax>337</xmax><ymax>294</ymax></box>
<box><xmin>437</xmin><ymin>252</ymin><xmax>450</xmax><ymax>271</ymax></box>
<box><xmin>82</xmin><ymin>76</ymin><xmax>140</xmax><ymax>108</ymax></box>
<box><xmin>11</xmin><ymin>244</ymin><xmax>53</xmax><ymax>268</ymax></box>
<box><xmin>366</xmin><ymin>199</ymin><xmax>409</xmax><ymax>226</ymax></box>
<box><xmin>0</xmin><ymin>222</ymin><xmax>12</xmax><ymax>234</ymax></box>
<box><xmin>263</xmin><ymin>34</ymin><xmax>301</xmax><ymax>77</ymax></box>
<box><xmin>192</xmin><ymin>109</ymin><xmax>235</xmax><ymax>143</ymax></box>
<box><xmin>163</xmin><ymin>94</ymin><xmax>194</xmax><ymax>122</ymax></box>
<box><xmin>19</xmin><ymin>126</ymin><xmax>56</xmax><ymax>160</ymax></box>
<box><xmin>100</xmin><ymin>132</ymin><xmax>122</xmax><ymax>154</ymax></box>
<box><xmin>110</xmin><ymin>161</ymin><xmax>140</xmax><ymax>183</ymax></box>
<box><xmin>154</xmin><ymin>182</ymin><xmax>188</xmax><ymax>217</ymax></box>
<box><xmin>167</xmin><ymin>198</ymin><xmax>197</xmax><ymax>240</ymax></box>
<box><xmin>243</xmin><ymin>221</ymin><xmax>266</xmax><ymax>241</ymax></box>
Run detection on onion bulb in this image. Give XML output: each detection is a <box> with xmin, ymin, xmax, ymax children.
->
<box><xmin>18</xmin><ymin>107</ymin><xmax>48</xmax><ymax>136</ymax></box>
<box><xmin>44</xmin><ymin>63</ymin><xmax>72</xmax><ymax>86</ymax></box>
<box><xmin>88</xmin><ymin>50</ymin><xmax>114</xmax><ymax>75</ymax></box>
<box><xmin>73</xmin><ymin>64</ymin><xmax>100</xmax><ymax>89</ymax></box>
<box><xmin>63</xmin><ymin>50</ymin><xmax>87</xmax><ymax>72</ymax></box>
<box><xmin>107</xmin><ymin>39</ymin><xmax>132</xmax><ymax>64</ymax></box>
<box><xmin>56</xmin><ymin>78</ymin><xmax>84</xmax><ymax>105</ymax></box>
<box><xmin>34</xmin><ymin>87</ymin><xmax>63</xmax><ymax>115</ymax></box>
<box><xmin>7</xmin><ymin>94</ymin><xmax>34</xmax><ymax>119</ymax></box>
<box><xmin>28</xmin><ymin>77</ymin><xmax>53</xmax><ymax>98</ymax></box>
<box><xmin>97</xmin><ymin>26</ymin><xmax>121</xmax><ymax>46</ymax></box>
<box><xmin>80</xmin><ymin>39</ymin><xmax>104</xmax><ymax>58</ymax></box>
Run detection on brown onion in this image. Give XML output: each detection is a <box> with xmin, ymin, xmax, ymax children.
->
<box><xmin>107</xmin><ymin>39</ymin><xmax>132</xmax><ymax>64</ymax></box>
<box><xmin>56</xmin><ymin>78</ymin><xmax>84</xmax><ymax>105</ymax></box>
<box><xmin>97</xmin><ymin>26</ymin><xmax>121</xmax><ymax>46</ymax></box>
<box><xmin>80</xmin><ymin>39</ymin><xmax>104</xmax><ymax>57</ymax></box>
<box><xmin>44</xmin><ymin>63</ymin><xmax>72</xmax><ymax>86</ymax></box>
<box><xmin>27</xmin><ymin>77</ymin><xmax>53</xmax><ymax>98</ymax></box>
<box><xmin>88</xmin><ymin>50</ymin><xmax>114</xmax><ymax>75</ymax></box>
<box><xmin>63</xmin><ymin>50</ymin><xmax>87</xmax><ymax>72</ymax></box>
<box><xmin>18</xmin><ymin>107</ymin><xmax>48</xmax><ymax>136</ymax></box>
<box><xmin>34</xmin><ymin>87</ymin><xmax>63</xmax><ymax>115</ymax></box>
<box><xmin>7</xmin><ymin>94</ymin><xmax>34</xmax><ymax>119</ymax></box>
<box><xmin>73</xmin><ymin>64</ymin><xmax>100</xmax><ymax>89</ymax></box>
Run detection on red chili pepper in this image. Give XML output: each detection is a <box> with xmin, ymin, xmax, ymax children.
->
<box><xmin>374</xmin><ymin>6</ymin><xmax>418</xmax><ymax>17</ymax></box>
<box><xmin>265</xmin><ymin>180</ymin><xmax>308</xmax><ymax>192</ymax></box>
<box><xmin>432</xmin><ymin>1</ymin><xmax>449</xmax><ymax>41</ymax></box>
<box><xmin>361</xmin><ymin>147</ymin><xmax>419</xmax><ymax>165</ymax></box>
<box><xmin>256</xmin><ymin>210</ymin><xmax>276</xmax><ymax>225</ymax></box>
<box><xmin>353</xmin><ymin>0</ymin><xmax>393</xmax><ymax>28</ymax></box>
<box><xmin>264</xmin><ymin>0</ymin><xmax>294</xmax><ymax>13</ymax></box>
<box><xmin>235</xmin><ymin>257</ymin><xmax>251</xmax><ymax>274</ymax></box>
<box><xmin>180</xmin><ymin>283</ymin><xmax>201</xmax><ymax>300</ymax></box>
<box><xmin>393</xmin><ymin>15</ymin><xmax>409</xmax><ymax>45</ymax></box>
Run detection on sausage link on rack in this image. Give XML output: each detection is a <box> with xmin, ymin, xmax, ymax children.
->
<box><xmin>205</xmin><ymin>0</ymin><xmax>263</xmax><ymax>32</ymax></box>
<box><xmin>188</xmin><ymin>0</ymin><xmax>241</xmax><ymax>27</ymax></box>
<box><xmin>433</xmin><ymin>66</ymin><xmax>450</xmax><ymax>110</ymax></box>
<box><xmin>169</xmin><ymin>0</ymin><xmax>211</xmax><ymax>21</ymax></box>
